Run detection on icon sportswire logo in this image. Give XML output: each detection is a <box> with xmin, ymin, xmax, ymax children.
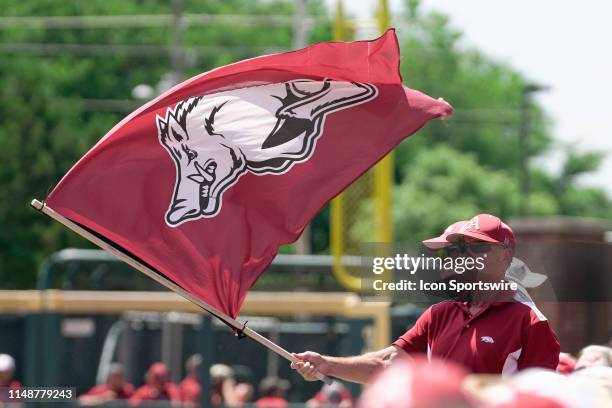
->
<box><xmin>156</xmin><ymin>79</ymin><xmax>377</xmax><ymax>226</ymax></box>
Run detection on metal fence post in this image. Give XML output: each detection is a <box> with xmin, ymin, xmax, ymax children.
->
<box><xmin>198</xmin><ymin>315</ymin><xmax>213</xmax><ymax>408</ymax></box>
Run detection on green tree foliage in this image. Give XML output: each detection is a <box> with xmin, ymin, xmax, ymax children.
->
<box><xmin>0</xmin><ymin>0</ymin><xmax>330</xmax><ymax>287</ymax></box>
<box><xmin>350</xmin><ymin>145</ymin><xmax>583</xmax><ymax>243</ymax></box>
<box><xmin>0</xmin><ymin>0</ymin><xmax>609</xmax><ymax>288</ymax></box>
<box><xmin>395</xmin><ymin>10</ymin><xmax>550</xmax><ymax>178</ymax></box>
<box><xmin>352</xmin><ymin>145</ymin><xmax>520</xmax><ymax>242</ymax></box>
<box><xmin>555</xmin><ymin>150</ymin><xmax>612</xmax><ymax>218</ymax></box>
<box><xmin>348</xmin><ymin>1</ymin><xmax>611</xmax><ymax>243</ymax></box>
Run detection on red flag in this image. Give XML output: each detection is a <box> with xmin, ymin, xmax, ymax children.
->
<box><xmin>45</xmin><ymin>30</ymin><xmax>452</xmax><ymax>317</ymax></box>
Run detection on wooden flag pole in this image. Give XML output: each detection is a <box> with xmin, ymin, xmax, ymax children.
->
<box><xmin>31</xmin><ymin>199</ymin><xmax>332</xmax><ymax>385</ymax></box>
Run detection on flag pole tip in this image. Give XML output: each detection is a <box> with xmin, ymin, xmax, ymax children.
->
<box><xmin>31</xmin><ymin>199</ymin><xmax>44</xmax><ymax>211</ymax></box>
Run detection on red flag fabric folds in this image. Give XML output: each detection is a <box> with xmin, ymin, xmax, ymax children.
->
<box><xmin>46</xmin><ymin>29</ymin><xmax>452</xmax><ymax>317</ymax></box>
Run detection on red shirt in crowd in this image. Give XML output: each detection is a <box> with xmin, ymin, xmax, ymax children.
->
<box><xmin>128</xmin><ymin>383</ymin><xmax>180</xmax><ymax>405</ymax></box>
<box><xmin>82</xmin><ymin>383</ymin><xmax>134</xmax><ymax>399</ymax></box>
<box><xmin>255</xmin><ymin>396</ymin><xmax>288</xmax><ymax>408</ymax></box>
<box><xmin>0</xmin><ymin>380</ymin><xmax>21</xmax><ymax>403</ymax></box>
<box><xmin>0</xmin><ymin>380</ymin><xmax>21</xmax><ymax>388</ymax></box>
<box><xmin>179</xmin><ymin>375</ymin><xmax>200</xmax><ymax>404</ymax></box>
<box><xmin>311</xmin><ymin>388</ymin><xmax>352</xmax><ymax>404</ymax></box>
<box><xmin>393</xmin><ymin>299</ymin><xmax>560</xmax><ymax>375</ymax></box>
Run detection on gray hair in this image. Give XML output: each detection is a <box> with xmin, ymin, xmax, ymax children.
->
<box><xmin>186</xmin><ymin>354</ymin><xmax>202</xmax><ymax>374</ymax></box>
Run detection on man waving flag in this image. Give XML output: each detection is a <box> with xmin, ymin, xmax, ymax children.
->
<box><xmin>39</xmin><ymin>29</ymin><xmax>452</xmax><ymax>318</ymax></box>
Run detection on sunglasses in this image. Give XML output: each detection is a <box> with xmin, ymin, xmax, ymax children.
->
<box><xmin>444</xmin><ymin>241</ymin><xmax>494</xmax><ymax>255</ymax></box>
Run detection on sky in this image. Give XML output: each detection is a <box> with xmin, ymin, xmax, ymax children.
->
<box><xmin>323</xmin><ymin>0</ymin><xmax>612</xmax><ymax>195</ymax></box>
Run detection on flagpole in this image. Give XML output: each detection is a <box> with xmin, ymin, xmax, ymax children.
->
<box><xmin>30</xmin><ymin>198</ymin><xmax>333</xmax><ymax>385</ymax></box>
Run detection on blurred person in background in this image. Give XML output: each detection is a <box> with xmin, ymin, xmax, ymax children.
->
<box><xmin>556</xmin><ymin>352</ymin><xmax>577</xmax><ymax>375</ymax></box>
<box><xmin>571</xmin><ymin>344</ymin><xmax>612</xmax><ymax>397</ymax></box>
<box><xmin>129</xmin><ymin>362</ymin><xmax>180</xmax><ymax>406</ymax></box>
<box><xmin>571</xmin><ymin>366</ymin><xmax>612</xmax><ymax>398</ymax></box>
<box><xmin>230</xmin><ymin>365</ymin><xmax>255</xmax><ymax>407</ymax></box>
<box><xmin>0</xmin><ymin>354</ymin><xmax>20</xmax><ymax>404</ymax></box>
<box><xmin>307</xmin><ymin>381</ymin><xmax>352</xmax><ymax>408</ymax></box>
<box><xmin>574</xmin><ymin>345</ymin><xmax>612</xmax><ymax>370</ymax></box>
<box><xmin>254</xmin><ymin>376</ymin><xmax>289</xmax><ymax>408</ymax></box>
<box><xmin>479</xmin><ymin>367</ymin><xmax>611</xmax><ymax>408</ymax></box>
<box><xmin>179</xmin><ymin>354</ymin><xmax>202</xmax><ymax>406</ymax></box>
<box><xmin>210</xmin><ymin>364</ymin><xmax>250</xmax><ymax>408</ymax></box>
<box><xmin>0</xmin><ymin>354</ymin><xmax>19</xmax><ymax>389</ymax></box>
<box><xmin>357</xmin><ymin>356</ymin><xmax>474</xmax><ymax>408</ymax></box>
<box><xmin>233</xmin><ymin>382</ymin><xmax>254</xmax><ymax>407</ymax></box>
<box><xmin>210</xmin><ymin>363</ymin><xmax>232</xmax><ymax>406</ymax></box>
<box><xmin>79</xmin><ymin>362</ymin><xmax>134</xmax><ymax>405</ymax></box>
<box><xmin>181</xmin><ymin>359</ymin><xmax>254</xmax><ymax>407</ymax></box>
<box><xmin>292</xmin><ymin>215</ymin><xmax>560</xmax><ymax>383</ymax></box>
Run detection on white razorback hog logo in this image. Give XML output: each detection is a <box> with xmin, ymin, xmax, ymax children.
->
<box><xmin>157</xmin><ymin>79</ymin><xmax>377</xmax><ymax>226</ymax></box>
<box><xmin>480</xmin><ymin>336</ymin><xmax>495</xmax><ymax>344</ymax></box>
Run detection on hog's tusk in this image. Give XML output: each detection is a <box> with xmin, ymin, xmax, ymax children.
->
<box><xmin>187</xmin><ymin>174</ymin><xmax>206</xmax><ymax>184</ymax></box>
<box><xmin>195</xmin><ymin>162</ymin><xmax>214</xmax><ymax>182</ymax></box>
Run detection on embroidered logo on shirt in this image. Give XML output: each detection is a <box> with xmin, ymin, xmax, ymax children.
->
<box><xmin>480</xmin><ymin>336</ymin><xmax>495</xmax><ymax>344</ymax></box>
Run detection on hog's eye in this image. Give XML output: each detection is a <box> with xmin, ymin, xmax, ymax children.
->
<box><xmin>183</xmin><ymin>146</ymin><xmax>197</xmax><ymax>163</ymax></box>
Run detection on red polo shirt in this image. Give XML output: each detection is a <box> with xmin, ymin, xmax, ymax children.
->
<box><xmin>393</xmin><ymin>300</ymin><xmax>560</xmax><ymax>375</ymax></box>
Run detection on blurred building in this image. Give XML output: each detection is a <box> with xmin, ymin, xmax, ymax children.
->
<box><xmin>510</xmin><ymin>216</ymin><xmax>612</xmax><ymax>353</ymax></box>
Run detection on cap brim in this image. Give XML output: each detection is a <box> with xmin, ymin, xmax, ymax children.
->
<box><xmin>422</xmin><ymin>236</ymin><xmax>451</xmax><ymax>249</ymax></box>
<box><xmin>446</xmin><ymin>231</ymin><xmax>499</xmax><ymax>243</ymax></box>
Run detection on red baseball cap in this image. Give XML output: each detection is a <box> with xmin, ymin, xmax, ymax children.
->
<box><xmin>357</xmin><ymin>356</ymin><xmax>474</xmax><ymax>408</ymax></box>
<box><xmin>446</xmin><ymin>214</ymin><xmax>515</xmax><ymax>248</ymax></box>
<box><xmin>422</xmin><ymin>220</ymin><xmax>467</xmax><ymax>249</ymax></box>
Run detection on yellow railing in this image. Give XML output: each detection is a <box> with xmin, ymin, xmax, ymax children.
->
<box><xmin>0</xmin><ymin>290</ymin><xmax>390</xmax><ymax>349</ymax></box>
<box><xmin>330</xmin><ymin>0</ymin><xmax>393</xmax><ymax>292</ymax></box>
